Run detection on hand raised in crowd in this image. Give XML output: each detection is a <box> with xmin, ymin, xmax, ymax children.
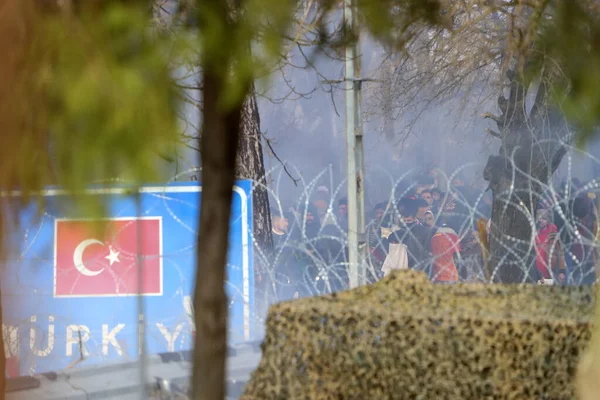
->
<box><xmin>381</xmin><ymin>227</ymin><xmax>392</xmax><ymax>239</ymax></box>
<box><xmin>444</xmin><ymin>199</ymin><xmax>457</xmax><ymax>212</ymax></box>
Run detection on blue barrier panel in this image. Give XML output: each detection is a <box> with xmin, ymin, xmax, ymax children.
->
<box><xmin>1</xmin><ymin>181</ymin><xmax>253</xmax><ymax>375</ymax></box>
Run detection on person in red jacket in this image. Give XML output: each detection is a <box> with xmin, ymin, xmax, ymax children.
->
<box><xmin>430</xmin><ymin>222</ymin><xmax>461</xmax><ymax>283</ymax></box>
<box><xmin>535</xmin><ymin>209</ymin><xmax>565</xmax><ymax>283</ymax></box>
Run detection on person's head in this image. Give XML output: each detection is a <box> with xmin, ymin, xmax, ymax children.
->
<box><xmin>482</xmin><ymin>191</ymin><xmax>493</xmax><ymax>206</ymax></box>
<box><xmin>451</xmin><ymin>174</ymin><xmax>465</xmax><ymax>188</ymax></box>
<box><xmin>423</xmin><ymin>210</ymin><xmax>436</xmax><ymax>228</ymax></box>
<box><xmin>313</xmin><ymin>198</ymin><xmax>327</xmax><ymax>219</ymax></box>
<box><xmin>421</xmin><ymin>189</ymin><xmax>433</xmax><ymax>206</ymax></box>
<box><xmin>572</xmin><ymin>196</ymin><xmax>589</xmax><ymax>219</ymax></box>
<box><xmin>416</xmin><ymin>198</ymin><xmax>430</xmax><ymax>220</ymax></box>
<box><xmin>536</xmin><ymin>209</ymin><xmax>550</xmax><ymax>229</ymax></box>
<box><xmin>304</xmin><ymin>209</ymin><xmax>316</xmax><ymax>225</ymax></box>
<box><xmin>338</xmin><ymin>197</ymin><xmax>348</xmax><ymax>219</ymax></box>
<box><xmin>316</xmin><ymin>186</ymin><xmax>329</xmax><ymax>199</ymax></box>
<box><xmin>431</xmin><ymin>188</ymin><xmax>442</xmax><ymax>203</ymax></box>
<box><xmin>437</xmin><ymin>214</ymin><xmax>450</xmax><ymax>227</ymax></box>
<box><xmin>296</xmin><ymin>202</ymin><xmax>318</xmax><ymax>226</ymax></box>
<box><xmin>271</xmin><ymin>208</ymin><xmax>290</xmax><ymax>233</ymax></box>
<box><xmin>560</xmin><ymin>179</ymin><xmax>575</xmax><ymax>197</ymax></box>
<box><xmin>415</xmin><ymin>176</ymin><xmax>435</xmax><ymax>194</ymax></box>
<box><xmin>272</xmin><ymin>213</ymin><xmax>289</xmax><ymax>233</ymax></box>
<box><xmin>374</xmin><ymin>202</ymin><xmax>387</xmax><ymax>222</ymax></box>
<box><xmin>398</xmin><ymin>197</ymin><xmax>419</xmax><ymax>223</ymax></box>
<box><xmin>313</xmin><ymin>187</ymin><xmax>329</xmax><ymax>217</ymax></box>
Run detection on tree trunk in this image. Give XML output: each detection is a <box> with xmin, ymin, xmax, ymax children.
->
<box><xmin>235</xmin><ymin>85</ymin><xmax>273</xmax><ymax>322</ymax></box>
<box><xmin>485</xmin><ymin>159</ymin><xmax>541</xmax><ymax>282</ymax></box>
<box><xmin>236</xmin><ymin>85</ymin><xmax>273</xmax><ymax>253</ymax></box>
<box><xmin>192</xmin><ymin>39</ymin><xmax>250</xmax><ymax>400</ymax></box>
<box><xmin>0</xmin><ymin>287</ymin><xmax>4</xmax><ymax>396</ymax></box>
<box><xmin>484</xmin><ymin>68</ymin><xmax>569</xmax><ymax>283</ymax></box>
<box><xmin>0</xmin><ymin>1</ymin><xmax>41</xmax><ymax>393</ymax></box>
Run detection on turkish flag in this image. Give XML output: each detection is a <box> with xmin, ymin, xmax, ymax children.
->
<box><xmin>54</xmin><ymin>218</ymin><xmax>162</xmax><ymax>297</ymax></box>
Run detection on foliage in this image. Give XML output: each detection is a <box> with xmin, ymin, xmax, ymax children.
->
<box><xmin>536</xmin><ymin>0</ymin><xmax>600</xmax><ymax>144</ymax></box>
<box><xmin>195</xmin><ymin>0</ymin><xmax>295</xmax><ymax>111</ymax></box>
<box><xmin>0</xmin><ymin>1</ymin><xmax>190</xmax><ymax>221</ymax></box>
<box><xmin>357</xmin><ymin>0</ymin><xmax>444</xmax><ymax>50</ymax></box>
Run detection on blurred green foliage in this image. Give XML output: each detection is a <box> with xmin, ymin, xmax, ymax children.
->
<box><xmin>43</xmin><ymin>3</ymin><xmax>188</xmax><ymax>188</ymax></box>
<box><xmin>1</xmin><ymin>2</ymin><xmax>192</xmax><ymax>224</ymax></box>
<box><xmin>358</xmin><ymin>0</ymin><xmax>444</xmax><ymax>50</ymax></box>
<box><xmin>535</xmin><ymin>0</ymin><xmax>600</xmax><ymax>145</ymax></box>
<box><xmin>195</xmin><ymin>0</ymin><xmax>294</xmax><ymax>109</ymax></box>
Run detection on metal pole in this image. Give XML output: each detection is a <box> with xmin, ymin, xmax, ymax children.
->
<box><xmin>344</xmin><ymin>0</ymin><xmax>365</xmax><ymax>288</ymax></box>
<box><xmin>135</xmin><ymin>193</ymin><xmax>148</xmax><ymax>400</ymax></box>
<box><xmin>355</xmin><ymin>79</ymin><xmax>366</xmax><ymax>285</ymax></box>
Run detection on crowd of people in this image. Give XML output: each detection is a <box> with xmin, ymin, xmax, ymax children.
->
<box><xmin>536</xmin><ymin>178</ymin><xmax>598</xmax><ymax>285</ymax></box>
<box><xmin>268</xmin><ymin>172</ymin><xmax>599</xmax><ymax>302</ymax></box>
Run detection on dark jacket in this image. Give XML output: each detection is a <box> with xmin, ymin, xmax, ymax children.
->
<box><xmin>272</xmin><ymin>231</ymin><xmax>288</xmax><ymax>249</ymax></box>
<box><xmin>386</xmin><ymin>222</ymin><xmax>435</xmax><ymax>271</ymax></box>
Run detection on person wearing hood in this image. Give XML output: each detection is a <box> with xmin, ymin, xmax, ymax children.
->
<box><xmin>287</xmin><ymin>203</ymin><xmax>321</xmax><ymax>241</ymax></box>
<box><xmin>423</xmin><ymin>210</ymin><xmax>436</xmax><ymax>228</ymax></box>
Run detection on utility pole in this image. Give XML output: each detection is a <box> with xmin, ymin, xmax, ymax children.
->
<box><xmin>344</xmin><ymin>0</ymin><xmax>366</xmax><ymax>288</ymax></box>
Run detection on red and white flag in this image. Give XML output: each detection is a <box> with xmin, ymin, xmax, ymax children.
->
<box><xmin>54</xmin><ymin>218</ymin><xmax>162</xmax><ymax>297</ymax></box>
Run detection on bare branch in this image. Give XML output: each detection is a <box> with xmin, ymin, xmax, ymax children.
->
<box><xmin>263</xmin><ymin>133</ymin><xmax>299</xmax><ymax>186</ymax></box>
<box><xmin>551</xmin><ymin>145</ymin><xmax>567</xmax><ymax>173</ymax></box>
<box><xmin>481</xmin><ymin>112</ymin><xmax>502</xmax><ymax>123</ymax></box>
<box><xmin>486</xmin><ymin>128</ymin><xmax>502</xmax><ymax>139</ymax></box>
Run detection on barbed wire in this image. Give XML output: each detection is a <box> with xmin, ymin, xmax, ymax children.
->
<box><xmin>249</xmin><ymin>142</ymin><xmax>600</xmax><ymax>334</ymax></box>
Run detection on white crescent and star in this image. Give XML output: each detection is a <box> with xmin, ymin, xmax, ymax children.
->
<box><xmin>72</xmin><ymin>239</ymin><xmax>120</xmax><ymax>277</ymax></box>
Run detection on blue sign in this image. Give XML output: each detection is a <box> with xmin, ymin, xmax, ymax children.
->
<box><xmin>1</xmin><ymin>181</ymin><xmax>253</xmax><ymax>376</ymax></box>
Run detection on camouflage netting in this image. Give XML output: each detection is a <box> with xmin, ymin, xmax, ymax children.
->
<box><xmin>242</xmin><ymin>270</ymin><xmax>597</xmax><ymax>399</ymax></box>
